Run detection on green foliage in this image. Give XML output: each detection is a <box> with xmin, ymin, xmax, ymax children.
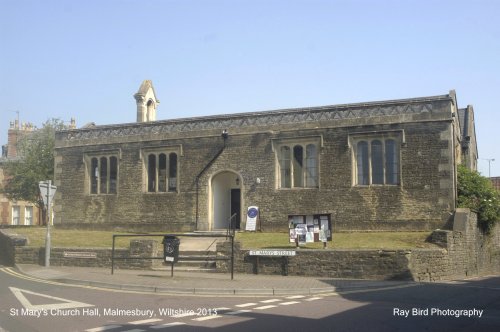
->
<box><xmin>2</xmin><ymin>119</ymin><xmax>66</xmax><ymax>206</ymax></box>
<box><xmin>457</xmin><ymin>164</ymin><xmax>500</xmax><ymax>233</ymax></box>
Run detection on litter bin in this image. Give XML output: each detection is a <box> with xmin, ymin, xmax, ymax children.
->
<box><xmin>162</xmin><ymin>236</ymin><xmax>180</xmax><ymax>263</ymax></box>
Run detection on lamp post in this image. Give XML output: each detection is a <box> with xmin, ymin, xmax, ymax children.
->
<box><xmin>481</xmin><ymin>158</ymin><xmax>495</xmax><ymax>178</ymax></box>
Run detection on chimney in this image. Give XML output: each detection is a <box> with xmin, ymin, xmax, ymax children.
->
<box><xmin>7</xmin><ymin>124</ymin><xmax>20</xmax><ymax>158</ymax></box>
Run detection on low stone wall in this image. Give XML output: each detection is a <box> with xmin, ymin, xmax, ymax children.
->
<box><xmin>0</xmin><ymin>231</ymin><xmax>161</xmax><ymax>270</ymax></box>
<box><xmin>0</xmin><ymin>230</ymin><xmax>28</xmax><ymax>266</ymax></box>
<box><xmin>217</xmin><ymin>209</ymin><xmax>500</xmax><ymax>281</ymax></box>
<box><xmin>410</xmin><ymin>209</ymin><xmax>500</xmax><ymax>281</ymax></box>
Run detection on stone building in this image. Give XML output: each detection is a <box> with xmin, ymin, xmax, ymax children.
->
<box><xmin>53</xmin><ymin>81</ymin><xmax>477</xmax><ymax>232</ymax></box>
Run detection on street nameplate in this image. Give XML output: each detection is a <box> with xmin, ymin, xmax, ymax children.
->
<box><xmin>248</xmin><ymin>250</ymin><xmax>296</xmax><ymax>256</ymax></box>
<box><xmin>63</xmin><ymin>252</ymin><xmax>97</xmax><ymax>259</ymax></box>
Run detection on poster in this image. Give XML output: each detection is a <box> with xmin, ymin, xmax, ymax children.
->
<box><xmin>306</xmin><ymin>215</ymin><xmax>314</xmax><ymax>225</ymax></box>
<box><xmin>245</xmin><ymin>206</ymin><xmax>259</xmax><ymax>231</ymax></box>
<box><xmin>287</xmin><ymin>214</ymin><xmax>332</xmax><ymax>244</ymax></box>
<box><xmin>321</xmin><ymin>219</ymin><xmax>329</xmax><ymax>230</ymax></box>
<box><xmin>306</xmin><ymin>232</ymin><xmax>314</xmax><ymax>243</ymax></box>
<box><xmin>319</xmin><ymin>229</ymin><xmax>327</xmax><ymax>242</ymax></box>
<box><xmin>295</xmin><ymin>224</ymin><xmax>307</xmax><ymax>246</ymax></box>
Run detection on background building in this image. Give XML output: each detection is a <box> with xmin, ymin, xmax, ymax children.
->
<box><xmin>0</xmin><ymin>120</ymin><xmax>41</xmax><ymax>226</ymax></box>
<box><xmin>490</xmin><ymin>177</ymin><xmax>500</xmax><ymax>191</ymax></box>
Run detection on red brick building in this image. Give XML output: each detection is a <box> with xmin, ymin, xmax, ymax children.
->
<box><xmin>0</xmin><ymin>120</ymin><xmax>42</xmax><ymax>225</ymax></box>
<box><xmin>490</xmin><ymin>177</ymin><xmax>500</xmax><ymax>191</ymax></box>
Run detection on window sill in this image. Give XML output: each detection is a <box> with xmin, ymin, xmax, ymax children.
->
<box><xmin>353</xmin><ymin>184</ymin><xmax>400</xmax><ymax>188</ymax></box>
<box><xmin>88</xmin><ymin>193</ymin><xmax>118</xmax><ymax>196</ymax></box>
<box><xmin>277</xmin><ymin>187</ymin><xmax>320</xmax><ymax>190</ymax></box>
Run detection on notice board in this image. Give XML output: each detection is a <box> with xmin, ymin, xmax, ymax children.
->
<box><xmin>288</xmin><ymin>214</ymin><xmax>332</xmax><ymax>244</ymax></box>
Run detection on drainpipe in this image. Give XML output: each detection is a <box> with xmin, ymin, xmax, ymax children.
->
<box><xmin>195</xmin><ymin>130</ymin><xmax>228</xmax><ymax>230</ymax></box>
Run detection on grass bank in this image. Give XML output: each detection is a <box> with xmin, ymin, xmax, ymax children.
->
<box><xmin>4</xmin><ymin>228</ymin><xmax>436</xmax><ymax>250</ymax></box>
<box><xmin>236</xmin><ymin>231</ymin><xmax>436</xmax><ymax>249</ymax></box>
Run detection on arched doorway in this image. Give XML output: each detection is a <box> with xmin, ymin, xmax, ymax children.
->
<box><xmin>210</xmin><ymin>171</ymin><xmax>242</xmax><ymax>230</ymax></box>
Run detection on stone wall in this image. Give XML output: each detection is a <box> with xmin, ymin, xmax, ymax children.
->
<box><xmin>0</xmin><ymin>229</ymin><xmax>27</xmax><ymax>265</ymax></box>
<box><xmin>218</xmin><ymin>209</ymin><xmax>500</xmax><ymax>281</ymax></box>
<box><xmin>0</xmin><ymin>231</ymin><xmax>160</xmax><ymax>270</ymax></box>
<box><xmin>410</xmin><ymin>209</ymin><xmax>500</xmax><ymax>281</ymax></box>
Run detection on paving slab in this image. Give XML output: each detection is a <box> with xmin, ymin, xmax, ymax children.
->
<box><xmin>14</xmin><ymin>264</ymin><xmax>416</xmax><ymax>296</ymax></box>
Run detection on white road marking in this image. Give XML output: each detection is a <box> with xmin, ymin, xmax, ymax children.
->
<box><xmin>286</xmin><ymin>295</ymin><xmax>305</xmax><ymax>299</ymax></box>
<box><xmin>192</xmin><ymin>315</ymin><xmax>222</xmax><ymax>321</ymax></box>
<box><xmin>128</xmin><ymin>318</ymin><xmax>162</xmax><ymax>325</ymax></box>
<box><xmin>171</xmin><ymin>312</ymin><xmax>198</xmax><ymax>318</ymax></box>
<box><xmin>279</xmin><ymin>301</ymin><xmax>301</xmax><ymax>306</ymax></box>
<box><xmin>9</xmin><ymin>287</ymin><xmax>94</xmax><ymax>311</ymax></box>
<box><xmin>305</xmin><ymin>297</ymin><xmax>323</xmax><ymax>301</ymax></box>
<box><xmin>85</xmin><ymin>326</ymin><xmax>122</xmax><ymax>332</ymax></box>
<box><xmin>254</xmin><ymin>305</ymin><xmax>277</xmax><ymax>310</ymax></box>
<box><xmin>151</xmin><ymin>322</ymin><xmax>186</xmax><ymax>329</ymax></box>
<box><xmin>235</xmin><ymin>302</ymin><xmax>257</xmax><ymax>308</ymax></box>
<box><xmin>260</xmin><ymin>299</ymin><xmax>281</xmax><ymax>303</ymax></box>
<box><xmin>225</xmin><ymin>310</ymin><xmax>252</xmax><ymax>315</ymax></box>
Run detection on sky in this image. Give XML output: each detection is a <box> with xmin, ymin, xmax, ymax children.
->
<box><xmin>0</xmin><ymin>0</ymin><xmax>499</xmax><ymax>176</ymax></box>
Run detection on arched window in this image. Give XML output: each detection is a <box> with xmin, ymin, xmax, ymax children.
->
<box><xmin>306</xmin><ymin>144</ymin><xmax>318</xmax><ymax>187</ymax></box>
<box><xmin>357</xmin><ymin>141</ymin><xmax>369</xmax><ymax>185</ymax></box>
<box><xmin>100</xmin><ymin>157</ymin><xmax>108</xmax><ymax>194</ymax></box>
<box><xmin>354</xmin><ymin>136</ymin><xmax>400</xmax><ymax>186</ymax></box>
<box><xmin>278</xmin><ymin>143</ymin><xmax>319</xmax><ymax>189</ymax></box>
<box><xmin>293</xmin><ymin>145</ymin><xmax>304</xmax><ymax>187</ymax></box>
<box><xmin>279</xmin><ymin>146</ymin><xmax>291</xmax><ymax>188</ymax></box>
<box><xmin>109</xmin><ymin>156</ymin><xmax>118</xmax><ymax>194</ymax></box>
<box><xmin>169</xmin><ymin>153</ymin><xmax>178</xmax><ymax>192</ymax></box>
<box><xmin>385</xmin><ymin>139</ymin><xmax>399</xmax><ymax>185</ymax></box>
<box><xmin>371</xmin><ymin>140</ymin><xmax>384</xmax><ymax>184</ymax></box>
<box><xmin>158</xmin><ymin>154</ymin><xmax>167</xmax><ymax>192</ymax></box>
<box><xmin>88</xmin><ymin>155</ymin><xmax>119</xmax><ymax>194</ymax></box>
<box><xmin>145</xmin><ymin>151</ymin><xmax>179</xmax><ymax>193</ymax></box>
<box><xmin>146</xmin><ymin>100</ymin><xmax>154</xmax><ymax>122</ymax></box>
<box><xmin>91</xmin><ymin>157</ymin><xmax>98</xmax><ymax>194</ymax></box>
<box><xmin>148</xmin><ymin>154</ymin><xmax>156</xmax><ymax>192</ymax></box>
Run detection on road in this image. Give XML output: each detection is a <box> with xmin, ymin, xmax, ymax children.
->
<box><xmin>1</xmin><ymin>265</ymin><xmax>499</xmax><ymax>331</ymax></box>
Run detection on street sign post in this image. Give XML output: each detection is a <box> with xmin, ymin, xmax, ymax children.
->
<box><xmin>38</xmin><ymin>180</ymin><xmax>57</xmax><ymax>267</ymax></box>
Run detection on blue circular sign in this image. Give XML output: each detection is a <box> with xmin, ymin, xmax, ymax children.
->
<box><xmin>248</xmin><ymin>207</ymin><xmax>258</xmax><ymax>218</ymax></box>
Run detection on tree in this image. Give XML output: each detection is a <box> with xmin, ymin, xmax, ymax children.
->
<box><xmin>457</xmin><ymin>164</ymin><xmax>500</xmax><ymax>233</ymax></box>
<box><xmin>1</xmin><ymin>119</ymin><xmax>66</xmax><ymax>207</ymax></box>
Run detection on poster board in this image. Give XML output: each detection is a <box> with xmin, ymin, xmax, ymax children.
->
<box><xmin>288</xmin><ymin>214</ymin><xmax>332</xmax><ymax>246</ymax></box>
<box><xmin>245</xmin><ymin>206</ymin><xmax>259</xmax><ymax>231</ymax></box>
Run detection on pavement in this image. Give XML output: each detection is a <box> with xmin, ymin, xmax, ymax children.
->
<box><xmin>13</xmin><ymin>264</ymin><xmax>416</xmax><ymax>296</ymax></box>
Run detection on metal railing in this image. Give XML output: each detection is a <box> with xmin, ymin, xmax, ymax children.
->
<box><xmin>111</xmin><ymin>233</ymin><xmax>235</xmax><ymax>279</ymax></box>
<box><xmin>226</xmin><ymin>213</ymin><xmax>238</xmax><ymax>239</ymax></box>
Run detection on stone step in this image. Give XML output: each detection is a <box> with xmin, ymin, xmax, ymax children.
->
<box><xmin>154</xmin><ymin>266</ymin><xmax>219</xmax><ymax>273</ymax></box>
<box><xmin>178</xmin><ymin>251</ymin><xmax>217</xmax><ymax>256</ymax></box>
<box><xmin>172</xmin><ymin>260</ymin><xmax>216</xmax><ymax>268</ymax></box>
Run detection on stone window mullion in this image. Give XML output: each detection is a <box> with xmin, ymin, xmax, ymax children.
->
<box><xmin>155</xmin><ymin>153</ymin><xmax>160</xmax><ymax>192</ymax></box>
